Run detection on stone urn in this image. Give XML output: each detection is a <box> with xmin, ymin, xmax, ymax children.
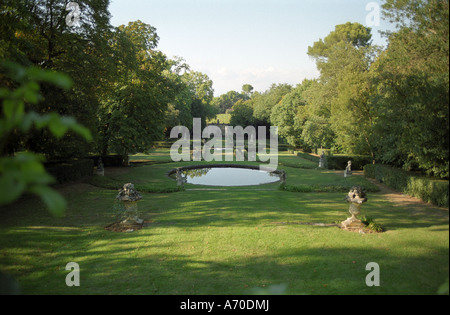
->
<box><xmin>116</xmin><ymin>183</ymin><xmax>143</xmax><ymax>225</ymax></box>
<box><xmin>341</xmin><ymin>186</ymin><xmax>367</xmax><ymax>230</ymax></box>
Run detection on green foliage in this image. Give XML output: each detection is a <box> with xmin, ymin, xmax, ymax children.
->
<box><xmin>0</xmin><ymin>0</ymin><xmax>113</xmax><ymax>159</ymax></box>
<box><xmin>307</xmin><ymin>22</ymin><xmax>373</xmax><ymax>75</ymax></box>
<box><xmin>98</xmin><ymin>21</ymin><xmax>178</xmax><ymax>155</ymax></box>
<box><xmin>0</xmin><ymin>62</ymin><xmax>92</xmax><ymax>216</ymax></box>
<box><xmin>364</xmin><ymin>164</ymin><xmax>449</xmax><ymax>207</ymax></box>
<box><xmin>270</xmin><ymin>83</ymin><xmax>308</xmax><ymax>148</ymax></box>
<box><xmin>369</xmin><ymin>0</ymin><xmax>449</xmax><ymax>178</ymax></box>
<box><xmin>307</xmin><ymin>22</ymin><xmax>379</xmax><ymax>157</ymax></box>
<box><xmin>361</xmin><ymin>216</ymin><xmax>385</xmax><ymax>232</ymax></box>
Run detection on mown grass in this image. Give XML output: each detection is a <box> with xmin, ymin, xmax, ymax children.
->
<box><xmin>0</xmin><ymin>150</ymin><xmax>448</xmax><ymax>295</ymax></box>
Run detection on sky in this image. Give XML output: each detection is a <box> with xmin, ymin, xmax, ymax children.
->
<box><xmin>108</xmin><ymin>0</ymin><xmax>393</xmax><ymax>96</ymax></box>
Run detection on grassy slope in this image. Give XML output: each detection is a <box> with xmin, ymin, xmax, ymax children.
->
<box><xmin>0</xmin><ymin>150</ymin><xmax>448</xmax><ymax>295</ymax></box>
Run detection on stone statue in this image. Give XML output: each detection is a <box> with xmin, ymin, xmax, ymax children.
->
<box><xmin>318</xmin><ymin>152</ymin><xmax>327</xmax><ymax>169</ymax></box>
<box><xmin>344</xmin><ymin>160</ymin><xmax>352</xmax><ymax>177</ymax></box>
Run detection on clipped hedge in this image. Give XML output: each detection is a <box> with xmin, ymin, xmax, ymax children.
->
<box><xmin>364</xmin><ymin>164</ymin><xmax>449</xmax><ymax>207</ymax></box>
<box><xmin>45</xmin><ymin>159</ymin><xmax>94</xmax><ymax>184</ymax></box>
<box><xmin>296</xmin><ymin>151</ymin><xmax>320</xmax><ymax>163</ymax></box>
<box><xmin>327</xmin><ymin>155</ymin><xmax>373</xmax><ymax>170</ymax></box>
<box><xmin>296</xmin><ymin>152</ymin><xmax>372</xmax><ymax>171</ymax></box>
<box><xmin>315</xmin><ymin>148</ymin><xmax>332</xmax><ymax>156</ymax></box>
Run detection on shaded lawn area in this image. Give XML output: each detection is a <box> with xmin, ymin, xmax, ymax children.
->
<box><xmin>0</xmin><ymin>152</ymin><xmax>448</xmax><ymax>295</ymax></box>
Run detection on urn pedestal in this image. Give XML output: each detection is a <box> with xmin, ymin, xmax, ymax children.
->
<box><xmin>121</xmin><ymin>200</ymin><xmax>144</xmax><ymax>225</ymax></box>
<box><xmin>116</xmin><ymin>183</ymin><xmax>144</xmax><ymax>226</ymax></box>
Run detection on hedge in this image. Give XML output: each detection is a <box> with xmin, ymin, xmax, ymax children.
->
<box><xmin>296</xmin><ymin>152</ymin><xmax>372</xmax><ymax>170</ymax></box>
<box><xmin>364</xmin><ymin>164</ymin><xmax>449</xmax><ymax>208</ymax></box>
<box><xmin>327</xmin><ymin>155</ymin><xmax>373</xmax><ymax>170</ymax></box>
<box><xmin>45</xmin><ymin>159</ymin><xmax>94</xmax><ymax>184</ymax></box>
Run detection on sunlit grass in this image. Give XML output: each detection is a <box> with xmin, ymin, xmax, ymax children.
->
<box><xmin>0</xmin><ymin>150</ymin><xmax>448</xmax><ymax>295</ymax></box>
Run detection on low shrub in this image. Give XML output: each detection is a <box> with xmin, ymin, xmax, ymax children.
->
<box><xmin>279</xmin><ymin>181</ymin><xmax>380</xmax><ymax>193</ymax></box>
<box><xmin>361</xmin><ymin>216</ymin><xmax>385</xmax><ymax>232</ymax></box>
<box><xmin>364</xmin><ymin>164</ymin><xmax>449</xmax><ymax>207</ymax></box>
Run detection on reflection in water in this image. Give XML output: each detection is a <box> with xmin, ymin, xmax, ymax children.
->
<box><xmin>176</xmin><ymin>167</ymin><xmax>280</xmax><ymax>187</ymax></box>
<box><xmin>183</xmin><ymin>168</ymin><xmax>211</xmax><ymax>179</ymax></box>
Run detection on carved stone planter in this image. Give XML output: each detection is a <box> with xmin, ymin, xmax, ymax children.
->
<box><xmin>341</xmin><ymin>186</ymin><xmax>367</xmax><ymax>231</ymax></box>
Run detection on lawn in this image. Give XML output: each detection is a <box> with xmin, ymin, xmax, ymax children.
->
<box><xmin>0</xmin><ymin>150</ymin><xmax>448</xmax><ymax>295</ymax></box>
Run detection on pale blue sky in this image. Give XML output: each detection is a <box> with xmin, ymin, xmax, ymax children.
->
<box><xmin>108</xmin><ymin>0</ymin><xmax>393</xmax><ymax>96</ymax></box>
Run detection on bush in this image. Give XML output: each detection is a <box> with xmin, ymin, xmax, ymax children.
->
<box><xmin>364</xmin><ymin>164</ymin><xmax>449</xmax><ymax>207</ymax></box>
<box><xmin>45</xmin><ymin>159</ymin><xmax>94</xmax><ymax>184</ymax></box>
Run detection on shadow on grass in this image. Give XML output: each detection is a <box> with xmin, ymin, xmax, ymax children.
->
<box><xmin>0</xmin><ymin>169</ymin><xmax>448</xmax><ymax>295</ymax></box>
<box><xmin>1</xmin><ymin>223</ymin><xmax>447</xmax><ymax>295</ymax></box>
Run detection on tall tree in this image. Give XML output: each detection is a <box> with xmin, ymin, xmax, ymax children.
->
<box><xmin>241</xmin><ymin>84</ymin><xmax>254</xmax><ymax>98</ymax></box>
<box><xmin>0</xmin><ymin>0</ymin><xmax>113</xmax><ymax>159</ymax></box>
<box><xmin>307</xmin><ymin>22</ymin><xmax>379</xmax><ymax>155</ymax></box>
<box><xmin>270</xmin><ymin>81</ymin><xmax>311</xmax><ymax>148</ymax></box>
<box><xmin>371</xmin><ymin>0</ymin><xmax>449</xmax><ymax>177</ymax></box>
<box><xmin>182</xmin><ymin>71</ymin><xmax>216</xmax><ymax>127</ymax></box>
<box><xmin>97</xmin><ymin>21</ymin><xmax>176</xmax><ymax>158</ymax></box>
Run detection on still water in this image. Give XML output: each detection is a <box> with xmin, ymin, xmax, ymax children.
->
<box><xmin>180</xmin><ymin>167</ymin><xmax>280</xmax><ymax>187</ymax></box>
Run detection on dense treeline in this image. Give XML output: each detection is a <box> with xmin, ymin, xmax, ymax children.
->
<box><xmin>0</xmin><ymin>0</ymin><xmax>215</xmax><ymax>160</ymax></box>
<box><xmin>218</xmin><ymin>0</ymin><xmax>448</xmax><ymax>179</ymax></box>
